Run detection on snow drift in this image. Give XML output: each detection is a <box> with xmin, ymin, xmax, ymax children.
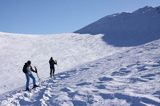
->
<box><xmin>0</xmin><ymin>32</ymin><xmax>124</xmax><ymax>94</ymax></box>
<box><xmin>0</xmin><ymin>36</ymin><xmax>160</xmax><ymax>106</ymax></box>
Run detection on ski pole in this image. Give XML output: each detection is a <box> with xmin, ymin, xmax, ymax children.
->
<box><xmin>34</xmin><ymin>66</ymin><xmax>41</xmax><ymax>85</ymax></box>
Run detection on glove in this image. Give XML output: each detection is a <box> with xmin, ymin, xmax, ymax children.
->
<box><xmin>34</xmin><ymin>66</ymin><xmax>38</xmax><ymax>73</ymax></box>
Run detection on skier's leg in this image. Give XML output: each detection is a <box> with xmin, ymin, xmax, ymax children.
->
<box><xmin>29</xmin><ymin>74</ymin><xmax>36</xmax><ymax>86</ymax></box>
<box><xmin>25</xmin><ymin>74</ymin><xmax>30</xmax><ymax>90</ymax></box>
<box><xmin>50</xmin><ymin>68</ymin><xmax>53</xmax><ymax>78</ymax></box>
<box><xmin>53</xmin><ymin>67</ymin><xmax>55</xmax><ymax>76</ymax></box>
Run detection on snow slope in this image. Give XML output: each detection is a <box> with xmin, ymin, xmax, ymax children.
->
<box><xmin>0</xmin><ymin>32</ymin><xmax>125</xmax><ymax>94</ymax></box>
<box><xmin>75</xmin><ymin>6</ymin><xmax>160</xmax><ymax>46</ymax></box>
<box><xmin>0</xmin><ymin>37</ymin><xmax>160</xmax><ymax>106</ymax></box>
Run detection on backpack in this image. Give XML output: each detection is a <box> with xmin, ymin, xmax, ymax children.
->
<box><xmin>23</xmin><ymin>63</ymin><xmax>28</xmax><ymax>73</ymax></box>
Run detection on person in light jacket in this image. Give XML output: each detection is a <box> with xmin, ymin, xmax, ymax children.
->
<box><xmin>23</xmin><ymin>60</ymin><xmax>39</xmax><ymax>91</ymax></box>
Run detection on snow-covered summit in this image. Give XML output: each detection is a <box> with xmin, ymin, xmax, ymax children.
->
<box><xmin>75</xmin><ymin>6</ymin><xmax>160</xmax><ymax>47</ymax></box>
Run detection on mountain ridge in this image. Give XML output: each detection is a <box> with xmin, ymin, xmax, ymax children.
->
<box><xmin>75</xmin><ymin>6</ymin><xmax>160</xmax><ymax>47</ymax></box>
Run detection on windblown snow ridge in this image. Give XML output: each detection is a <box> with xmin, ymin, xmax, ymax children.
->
<box><xmin>0</xmin><ymin>39</ymin><xmax>160</xmax><ymax>106</ymax></box>
<box><xmin>0</xmin><ymin>32</ymin><xmax>124</xmax><ymax>94</ymax></box>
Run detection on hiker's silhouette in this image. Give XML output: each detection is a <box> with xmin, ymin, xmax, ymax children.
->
<box><xmin>49</xmin><ymin>57</ymin><xmax>57</xmax><ymax>78</ymax></box>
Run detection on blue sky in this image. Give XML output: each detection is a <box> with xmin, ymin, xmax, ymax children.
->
<box><xmin>0</xmin><ymin>0</ymin><xmax>160</xmax><ymax>34</ymax></box>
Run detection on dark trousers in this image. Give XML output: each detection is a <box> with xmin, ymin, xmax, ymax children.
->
<box><xmin>50</xmin><ymin>67</ymin><xmax>55</xmax><ymax>77</ymax></box>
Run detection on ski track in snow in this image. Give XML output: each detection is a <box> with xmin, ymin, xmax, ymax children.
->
<box><xmin>0</xmin><ymin>39</ymin><xmax>160</xmax><ymax>106</ymax></box>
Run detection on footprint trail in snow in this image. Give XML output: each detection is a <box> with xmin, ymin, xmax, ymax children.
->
<box><xmin>0</xmin><ymin>40</ymin><xmax>160</xmax><ymax>106</ymax></box>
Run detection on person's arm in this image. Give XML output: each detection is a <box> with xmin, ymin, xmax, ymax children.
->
<box><xmin>31</xmin><ymin>66</ymin><xmax>37</xmax><ymax>73</ymax></box>
<box><xmin>54</xmin><ymin>60</ymin><xmax>57</xmax><ymax>65</ymax></box>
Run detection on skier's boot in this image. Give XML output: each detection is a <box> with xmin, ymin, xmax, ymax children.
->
<box><xmin>50</xmin><ymin>73</ymin><xmax>53</xmax><ymax>78</ymax></box>
<box><xmin>25</xmin><ymin>87</ymin><xmax>30</xmax><ymax>91</ymax></box>
<box><xmin>33</xmin><ymin>84</ymin><xmax>39</xmax><ymax>89</ymax></box>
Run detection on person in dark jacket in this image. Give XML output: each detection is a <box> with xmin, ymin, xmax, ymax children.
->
<box><xmin>23</xmin><ymin>60</ymin><xmax>39</xmax><ymax>91</ymax></box>
<box><xmin>49</xmin><ymin>57</ymin><xmax>57</xmax><ymax>78</ymax></box>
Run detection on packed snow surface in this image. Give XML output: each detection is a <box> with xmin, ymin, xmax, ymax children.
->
<box><xmin>0</xmin><ymin>32</ymin><xmax>160</xmax><ymax>106</ymax></box>
<box><xmin>0</xmin><ymin>32</ymin><xmax>125</xmax><ymax>94</ymax></box>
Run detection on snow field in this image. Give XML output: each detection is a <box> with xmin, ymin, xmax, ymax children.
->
<box><xmin>0</xmin><ymin>32</ymin><xmax>125</xmax><ymax>94</ymax></box>
<box><xmin>0</xmin><ymin>38</ymin><xmax>160</xmax><ymax>106</ymax></box>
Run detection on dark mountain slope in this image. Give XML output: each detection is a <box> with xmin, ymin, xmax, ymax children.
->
<box><xmin>75</xmin><ymin>6</ymin><xmax>160</xmax><ymax>47</ymax></box>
